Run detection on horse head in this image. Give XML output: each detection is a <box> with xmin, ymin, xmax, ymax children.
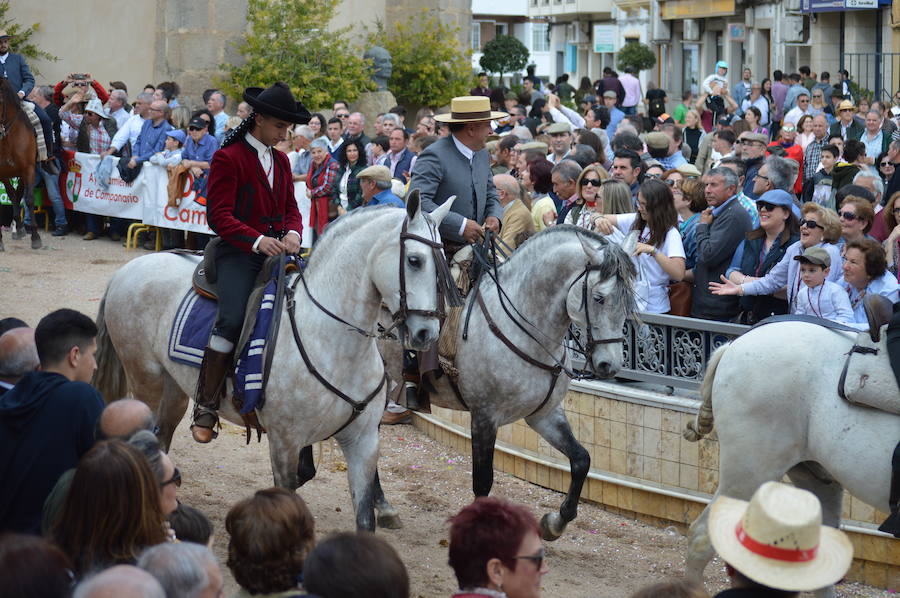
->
<box><xmin>565</xmin><ymin>230</ymin><xmax>637</xmax><ymax>378</ymax></box>
<box><xmin>372</xmin><ymin>190</ymin><xmax>457</xmax><ymax>351</ymax></box>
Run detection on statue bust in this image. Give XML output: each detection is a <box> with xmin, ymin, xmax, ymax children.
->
<box><xmin>364</xmin><ymin>46</ymin><xmax>393</xmax><ymax>92</ymax></box>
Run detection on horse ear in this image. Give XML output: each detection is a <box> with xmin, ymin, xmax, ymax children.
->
<box><xmin>427</xmin><ymin>195</ymin><xmax>457</xmax><ymax>227</ymax></box>
<box><xmin>578</xmin><ymin>233</ymin><xmax>605</xmax><ymax>263</ymax></box>
<box><xmin>620</xmin><ymin>230</ymin><xmax>639</xmax><ymax>255</ymax></box>
<box><xmin>406</xmin><ymin>189</ymin><xmax>421</xmax><ymax>221</ymax></box>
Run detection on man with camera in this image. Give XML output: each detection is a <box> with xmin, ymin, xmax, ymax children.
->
<box><xmin>0</xmin><ymin>30</ymin><xmax>56</xmax><ymax>174</ymax></box>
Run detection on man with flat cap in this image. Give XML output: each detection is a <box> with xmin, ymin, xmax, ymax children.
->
<box><xmin>191</xmin><ymin>82</ymin><xmax>310</xmax><ymax>443</ymax></box>
<box><xmin>404</xmin><ymin>96</ymin><xmax>507</xmax><ymax>411</ymax></box>
<box><xmin>358</xmin><ymin>165</ymin><xmax>405</xmax><ymax>207</ymax></box>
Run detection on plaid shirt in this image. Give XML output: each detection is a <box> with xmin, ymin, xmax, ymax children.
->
<box><xmin>803</xmin><ymin>135</ymin><xmax>828</xmax><ymax>182</ymax></box>
<box><xmin>60</xmin><ymin>111</ymin><xmax>111</xmax><ymax>154</ymax></box>
<box><xmin>308</xmin><ymin>156</ymin><xmax>340</xmax><ymax>200</ymax></box>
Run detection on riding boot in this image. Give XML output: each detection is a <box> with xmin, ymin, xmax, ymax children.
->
<box><xmin>190</xmin><ymin>347</ymin><xmax>233</xmax><ymax>443</ymax></box>
<box><xmin>402</xmin><ymin>351</ymin><xmax>430</xmax><ymax>413</ymax></box>
<box><xmin>878</xmin><ymin>442</ymin><xmax>900</xmax><ymax>537</ymax></box>
<box><xmin>885</xmin><ymin>305</ymin><xmax>900</xmax><ymax>388</ymax></box>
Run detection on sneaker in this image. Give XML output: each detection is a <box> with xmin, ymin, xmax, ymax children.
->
<box><xmin>52</xmin><ymin>226</ymin><xmax>68</xmax><ymax>237</ymax></box>
<box><xmin>83</xmin><ymin>232</ymin><xmax>96</xmax><ymax>241</ymax></box>
<box><xmin>380</xmin><ymin>409</ymin><xmax>413</xmax><ymax>425</ymax></box>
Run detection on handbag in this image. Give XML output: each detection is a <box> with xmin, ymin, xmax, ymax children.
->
<box><xmin>667</xmin><ymin>280</ymin><xmax>693</xmax><ymax>317</ymax></box>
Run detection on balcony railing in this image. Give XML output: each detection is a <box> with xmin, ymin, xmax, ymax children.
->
<box><xmin>568</xmin><ymin>313</ymin><xmax>750</xmax><ymax>391</ymax></box>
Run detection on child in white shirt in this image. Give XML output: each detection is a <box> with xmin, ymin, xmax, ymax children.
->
<box><xmin>149</xmin><ymin>130</ymin><xmax>186</xmax><ymax>169</ymax></box>
<box><xmin>793</xmin><ymin>246</ymin><xmax>853</xmax><ymax>324</ymax></box>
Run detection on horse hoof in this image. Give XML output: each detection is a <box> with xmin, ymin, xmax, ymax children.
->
<box><xmin>0</xmin><ymin>242</ymin><xmax>4</xmax><ymax>252</ymax></box>
<box><xmin>540</xmin><ymin>512</ymin><xmax>566</xmax><ymax>541</ymax></box>
<box><xmin>12</xmin><ymin>230</ymin><xmax>24</xmax><ymax>240</ymax></box>
<box><xmin>31</xmin><ymin>238</ymin><xmax>42</xmax><ymax>250</ymax></box>
<box><xmin>377</xmin><ymin>512</ymin><xmax>403</xmax><ymax>530</ymax></box>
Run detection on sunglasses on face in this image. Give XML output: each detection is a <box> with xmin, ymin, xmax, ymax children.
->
<box><xmin>781</xmin><ymin>127</ymin><xmax>796</xmax><ymax>133</ymax></box>
<box><xmin>514</xmin><ymin>548</ymin><xmax>545</xmax><ymax>570</ymax></box>
<box><xmin>161</xmin><ymin>467</ymin><xmax>182</xmax><ymax>488</ymax></box>
<box><xmin>839</xmin><ymin>211</ymin><xmax>859</xmax><ymax>221</ymax></box>
<box><xmin>581</xmin><ymin>179</ymin><xmax>602</xmax><ymax>187</ymax></box>
<box><xmin>188</xmin><ymin>126</ymin><xmax>203</xmax><ymax>132</ymax></box>
<box><xmin>756</xmin><ymin>200</ymin><xmax>781</xmax><ymax>211</ymax></box>
<box><xmin>336</xmin><ymin>113</ymin><xmax>349</xmax><ymax>118</ymax></box>
<box><xmin>893</xmin><ymin>207</ymin><xmax>900</xmax><ymax>215</ymax></box>
<box><xmin>881</xmin><ymin>162</ymin><xmax>894</xmax><ymax>167</ymax></box>
<box><xmin>799</xmin><ymin>219</ymin><xmax>822</xmax><ymax>229</ymax></box>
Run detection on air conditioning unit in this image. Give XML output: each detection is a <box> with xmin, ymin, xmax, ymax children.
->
<box><xmin>781</xmin><ymin>15</ymin><xmax>804</xmax><ymax>42</ymax></box>
<box><xmin>566</xmin><ymin>21</ymin><xmax>588</xmax><ymax>44</ymax></box>
<box><xmin>649</xmin><ymin>1</ymin><xmax>671</xmax><ymax>42</ymax></box>
<box><xmin>784</xmin><ymin>0</ymin><xmax>801</xmax><ymax>12</ymax></box>
<box><xmin>683</xmin><ymin>19</ymin><xmax>700</xmax><ymax>41</ymax></box>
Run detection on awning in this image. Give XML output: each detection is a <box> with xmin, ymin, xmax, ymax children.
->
<box><xmin>660</xmin><ymin>0</ymin><xmax>735</xmax><ymax>20</ymax></box>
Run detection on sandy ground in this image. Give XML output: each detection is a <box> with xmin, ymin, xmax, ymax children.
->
<box><xmin>0</xmin><ymin>231</ymin><xmax>887</xmax><ymax>598</ymax></box>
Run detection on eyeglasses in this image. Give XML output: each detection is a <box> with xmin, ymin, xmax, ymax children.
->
<box><xmin>188</xmin><ymin>126</ymin><xmax>202</xmax><ymax>132</ymax></box>
<box><xmin>161</xmin><ymin>467</ymin><xmax>182</xmax><ymax>488</ymax></box>
<box><xmin>798</xmin><ymin>98</ymin><xmax>810</xmax><ymax>103</ymax></box>
<box><xmin>514</xmin><ymin>548</ymin><xmax>545</xmax><ymax>570</ymax></box>
<box><xmin>839</xmin><ymin>211</ymin><xmax>859</xmax><ymax>221</ymax></box>
<box><xmin>336</xmin><ymin>113</ymin><xmax>349</xmax><ymax>118</ymax></box>
<box><xmin>754</xmin><ymin>174</ymin><xmax>770</xmax><ymax>181</ymax></box>
<box><xmin>756</xmin><ymin>200</ymin><xmax>781</xmax><ymax>211</ymax></box>
<box><xmin>799</xmin><ymin>219</ymin><xmax>822</xmax><ymax>229</ymax></box>
<box><xmin>813</xmin><ymin>94</ymin><xmax>823</xmax><ymax>98</ymax></box>
<box><xmin>663</xmin><ymin>178</ymin><xmax>682</xmax><ymax>188</ymax></box>
<box><xmin>881</xmin><ymin>161</ymin><xmax>894</xmax><ymax>167</ymax></box>
<box><xmin>644</xmin><ymin>173</ymin><xmax>661</xmax><ymax>179</ymax></box>
<box><xmin>581</xmin><ymin>178</ymin><xmax>602</xmax><ymax>187</ymax></box>
<box><xmin>781</xmin><ymin>127</ymin><xmax>796</xmax><ymax>133</ymax></box>
<box><xmin>739</xmin><ymin>139</ymin><xmax>763</xmax><ymax>146</ymax></box>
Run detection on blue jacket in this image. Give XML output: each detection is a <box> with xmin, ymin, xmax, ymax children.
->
<box><xmin>0</xmin><ymin>371</ymin><xmax>104</xmax><ymax>534</ymax></box>
<box><xmin>368</xmin><ymin>188</ymin><xmax>405</xmax><ymax>208</ymax></box>
<box><xmin>0</xmin><ymin>53</ymin><xmax>35</xmax><ymax>97</ymax></box>
<box><xmin>133</xmin><ymin>119</ymin><xmax>174</xmax><ymax>163</ymax></box>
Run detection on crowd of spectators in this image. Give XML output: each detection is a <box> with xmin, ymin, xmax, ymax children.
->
<box><xmin>0</xmin><ymin>313</ymin><xmax>856</xmax><ymax>598</ymax></box>
<box><xmin>478</xmin><ymin>65</ymin><xmax>900</xmax><ymax>325</ymax></box>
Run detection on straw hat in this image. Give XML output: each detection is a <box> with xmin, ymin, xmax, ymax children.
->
<box><xmin>84</xmin><ymin>98</ymin><xmax>110</xmax><ymax>119</ymax></box>
<box><xmin>837</xmin><ymin>99</ymin><xmax>855</xmax><ymax>112</ymax></box>
<box><xmin>433</xmin><ymin>96</ymin><xmax>507</xmax><ymax>123</ymax></box>
<box><xmin>708</xmin><ymin>482</ymin><xmax>853</xmax><ymax>592</ymax></box>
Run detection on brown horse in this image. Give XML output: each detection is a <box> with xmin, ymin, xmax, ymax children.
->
<box><xmin>0</xmin><ymin>77</ymin><xmax>39</xmax><ymax>251</ymax></box>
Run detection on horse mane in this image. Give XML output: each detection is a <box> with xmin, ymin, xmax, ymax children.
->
<box><xmin>503</xmin><ymin>224</ymin><xmax>637</xmax><ymax>314</ymax></box>
<box><xmin>0</xmin><ymin>77</ymin><xmax>23</xmax><ymax>108</ymax></box>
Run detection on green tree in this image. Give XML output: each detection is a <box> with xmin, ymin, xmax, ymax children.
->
<box><xmin>616</xmin><ymin>41</ymin><xmax>656</xmax><ymax>73</ymax></box>
<box><xmin>479</xmin><ymin>35</ymin><xmax>529</xmax><ymax>83</ymax></box>
<box><xmin>220</xmin><ymin>0</ymin><xmax>374</xmax><ymax>111</ymax></box>
<box><xmin>0</xmin><ymin>1</ymin><xmax>57</xmax><ymax>75</ymax></box>
<box><xmin>367</xmin><ymin>12</ymin><xmax>470</xmax><ymax>108</ymax></box>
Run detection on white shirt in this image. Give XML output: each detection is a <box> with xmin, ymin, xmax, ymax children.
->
<box><xmin>110</xmin><ymin>107</ymin><xmax>130</xmax><ymax>129</ymax></box>
<box><xmin>794</xmin><ymin>280</ymin><xmax>854</xmax><ymax>323</ymax></box>
<box><xmin>783</xmin><ymin>106</ymin><xmax>811</xmax><ymax>126</ymax></box>
<box><xmin>740</xmin><ymin>96</ymin><xmax>770</xmax><ymax>126</ymax></box>
<box><xmin>110</xmin><ymin>114</ymin><xmax>147</xmax><ymax>150</ymax></box>
<box><xmin>612</xmin><ymin>213</ymin><xmax>686</xmax><ymax>314</ymax></box>
<box><xmin>245</xmin><ymin>132</ymin><xmax>300</xmax><ymax>252</ymax></box>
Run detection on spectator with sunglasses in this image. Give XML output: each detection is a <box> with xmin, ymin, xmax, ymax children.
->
<box><xmin>447</xmin><ymin>497</ymin><xmax>548</xmax><ymax>598</ymax></box>
<box><xmin>567</xmin><ymin>164</ymin><xmax>609</xmax><ymax>230</ymax></box>
<box><xmin>840</xmin><ymin>238</ymin><xmax>899</xmax><ymax>327</ymax></box>
<box><xmin>710</xmin><ymin>203</ymin><xmax>843</xmax><ymax>311</ymax></box>
<box><xmin>882</xmin><ymin>191</ymin><xmax>900</xmax><ymax>274</ymax></box>
<box><xmin>724</xmin><ymin>190</ymin><xmax>800</xmax><ymax>323</ymax></box>
<box><xmin>837</xmin><ymin>195</ymin><xmax>875</xmax><ymax>248</ymax></box>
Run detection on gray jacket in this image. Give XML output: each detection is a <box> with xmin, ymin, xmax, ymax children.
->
<box><xmin>691</xmin><ymin>197</ymin><xmax>753</xmax><ymax>320</ymax></box>
<box><xmin>408</xmin><ymin>135</ymin><xmax>502</xmax><ymax>243</ymax></box>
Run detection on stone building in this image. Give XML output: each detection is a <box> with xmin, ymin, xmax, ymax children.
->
<box><xmin>11</xmin><ymin>0</ymin><xmax>471</xmax><ymax>109</ymax></box>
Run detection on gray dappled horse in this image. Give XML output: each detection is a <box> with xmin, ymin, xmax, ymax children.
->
<box><xmin>93</xmin><ymin>195</ymin><xmax>455</xmax><ymax>531</ymax></box>
<box><xmin>377</xmin><ymin>226</ymin><xmax>638</xmax><ymax>539</ymax></box>
<box><xmin>683</xmin><ymin>321</ymin><xmax>898</xmax><ymax>598</ymax></box>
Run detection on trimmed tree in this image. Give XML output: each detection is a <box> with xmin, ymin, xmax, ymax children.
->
<box><xmin>367</xmin><ymin>12</ymin><xmax>471</xmax><ymax>108</ymax></box>
<box><xmin>616</xmin><ymin>41</ymin><xmax>656</xmax><ymax>73</ymax></box>
<box><xmin>479</xmin><ymin>35</ymin><xmax>529</xmax><ymax>83</ymax></box>
<box><xmin>220</xmin><ymin>0</ymin><xmax>374</xmax><ymax>111</ymax></box>
<box><xmin>0</xmin><ymin>1</ymin><xmax>56</xmax><ymax>75</ymax></box>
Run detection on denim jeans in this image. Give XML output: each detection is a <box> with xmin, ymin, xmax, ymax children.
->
<box><xmin>24</xmin><ymin>159</ymin><xmax>67</xmax><ymax>228</ymax></box>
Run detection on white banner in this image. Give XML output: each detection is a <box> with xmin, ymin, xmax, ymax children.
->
<box><xmin>65</xmin><ymin>152</ymin><xmax>213</xmax><ymax>234</ymax></box>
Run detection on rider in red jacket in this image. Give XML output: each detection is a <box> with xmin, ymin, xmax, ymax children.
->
<box><xmin>191</xmin><ymin>82</ymin><xmax>310</xmax><ymax>444</ymax></box>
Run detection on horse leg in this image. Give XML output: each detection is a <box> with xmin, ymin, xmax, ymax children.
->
<box><xmin>154</xmin><ymin>374</ymin><xmax>190</xmax><ymax>452</ymax></box>
<box><xmin>267</xmin><ymin>431</ymin><xmax>302</xmax><ymax>490</ymax></box>
<box><xmin>526</xmin><ymin>406</ymin><xmax>590</xmax><ymax>541</ymax></box>
<box><xmin>787</xmin><ymin>462</ymin><xmax>843</xmax><ymax>598</ymax></box>
<box><xmin>335</xmin><ymin>421</ymin><xmax>380</xmax><ymax>532</ymax></box>
<box><xmin>2</xmin><ymin>177</ymin><xmax>24</xmax><ymax>241</ymax></box>
<box><xmin>471</xmin><ymin>410</ymin><xmax>498</xmax><ymax>497</ymax></box>
<box><xmin>685</xmin><ymin>500</ymin><xmax>716</xmax><ymax>583</ymax></box>
<box><xmin>373</xmin><ymin>468</ymin><xmax>402</xmax><ymax>529</ymax></box>
<box><xmin>24</xmin><ymin>169</ymin><xmax>41</xmax><ymax>250</ymax></box>
<box><xmin>297</xmin><ymin>445</ymin><xmax>316</xmax><ymax>486</ymax></box>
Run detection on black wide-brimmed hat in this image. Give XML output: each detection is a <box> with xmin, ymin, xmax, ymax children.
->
<box><xmin>243</xmin><ymin>82</ymin><xmax>311</xmax><ymax>124</ymax></box>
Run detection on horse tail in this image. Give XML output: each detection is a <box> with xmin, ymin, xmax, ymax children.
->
<box><xmin>683</xmin><ymin>342</ymin><xmax>729</xmax><ymax>442</ymax></box>
<box><xmin>92</xmin><ymin>291</ymin><xmax>128</xmax><ymax>402</ymax></box>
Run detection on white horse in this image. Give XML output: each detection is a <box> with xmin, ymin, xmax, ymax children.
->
<box><xmin>93</xmin><ymin>195</ymin><xmax>455</xmax><ymax>531</ymax></box>
<box><xmin>375</xmin><ymin>226</ymin><xmax>638</xmax><ymax>540</ymax></box>
<box><xmin>683</xmin><ymin>321</ymin><xmax>897</xmax><ymax>596</ymax></box>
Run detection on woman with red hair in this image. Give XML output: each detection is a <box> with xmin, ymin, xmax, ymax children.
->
<box><xmin>447</xmin><ymin>497</ymin><xmax>548</xmax><ymax>598</ymax></box>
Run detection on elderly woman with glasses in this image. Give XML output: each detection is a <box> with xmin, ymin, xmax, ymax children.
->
<box><xmin>711</xmin><ymin>202</ymin><xmax>843</xmax><ymax>310</ymax></box>
<box><xmin>837</xmin><ymin>195</ymin><xmax>875</xmax><ymax>247</ymax></box>
<box><xmin>447</xmin><ymin>498</ymin><xmax>548</xmax><ymax>598</ymax></box>
<box><xmin>722</xmin><ymin>190</ymin><xmax>800</xmax><ymax>323</ymax></box>
<box><xmin>841</xmin><ymin>238</ymin><xmax>900</xmax><ymax>328</ymax></box>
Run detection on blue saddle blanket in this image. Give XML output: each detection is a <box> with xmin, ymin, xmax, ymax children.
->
<box><xmin>168</xmin><ymin>275</ymin><xmax>280</xmax><ymax>415</ymax></box>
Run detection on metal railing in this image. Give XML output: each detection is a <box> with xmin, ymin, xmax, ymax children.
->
<box><xmin>568</xmin><ymin>313</ymin><xmax>750</xmax><ymax>392</ymax></box>
<box><xmin>843</xmin><ymin>53</ymin><xmax>900</xmax><ymax>104</ymax></box>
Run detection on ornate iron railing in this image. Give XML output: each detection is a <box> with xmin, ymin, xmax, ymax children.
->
<box><xmin>568</xmin><ymin>313</ymin><xmax>750</xmax><ymax>391</ymax></box>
